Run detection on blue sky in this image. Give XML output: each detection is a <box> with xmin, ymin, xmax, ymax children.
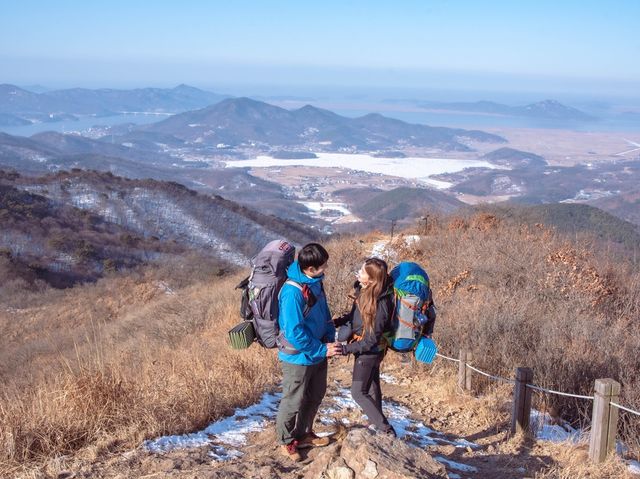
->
<box><xmin>1</xmin><ymin>0</ymin><xmax>639</xmax><ymax>95</ymax></box>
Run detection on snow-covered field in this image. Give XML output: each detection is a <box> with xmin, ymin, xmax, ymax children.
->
<box><xmin>299</xmin><ymin>201</ymin><xmax>352</xmax><ymax>216</ymax></box>
<box><xmin>298</xmin><ymin>200</ymin><xmax>361</xmax><ymax>223</ymax></box>
<box><xmin>224</xmin><ymin>152</ymin><xmax>499</xmax><ymax>189</ymax></box>
<box><xmin>560</xmin><ymin>188</ymin><xmax>618</xmax><ymax>203</ymax></box>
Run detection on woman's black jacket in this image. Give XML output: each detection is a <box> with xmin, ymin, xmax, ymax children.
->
<box><xmin>334</xmin><ymin>279</ymin><xmax>394</xmax><ymax>355</ymax></box>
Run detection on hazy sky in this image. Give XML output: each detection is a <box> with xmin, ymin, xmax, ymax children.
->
<box><xmin>1</xmin><ymin>0</ymin><xmax>639</xmax><ymax>96</ymax></box>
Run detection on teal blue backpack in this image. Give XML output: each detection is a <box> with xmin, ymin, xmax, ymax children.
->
<box><xmin>385</xmin><ymin>262</ymin><xmax>437</xmax><ymax>362</ymax></box>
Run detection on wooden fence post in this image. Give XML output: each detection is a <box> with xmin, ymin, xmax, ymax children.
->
<box><xmin>457</xmin><ymin>349</ymin><xmax>466</xmax><ymax>390</ymax></box>
<box><xmin>589</xmin><ymin>378</ymin><xmax>621</xmax><ymax>463</ymax></box>
<box><xmin>465</xmin><ymin>352</ymin><xmax>473</xmax><ymax>391</ymax></box>
<box><xmin>511</xmin><ymin>367</ymin><xmax>534</xmax><ymax>435</ymax></box>
<box><xmin>457</xmin><ymin>350</ymin><xmax>472</xmax><ymax>392</ymax></box>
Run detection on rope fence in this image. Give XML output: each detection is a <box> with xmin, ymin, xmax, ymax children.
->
<box><xmin>431</xmin><ymin>348</ymin><xmax>640</xmax><ymax>463</ymax></box>
<box><xmin>610</xmin><ymin>402</ymin><xmax>640</xmax><ymax>417</ymax></box>
<box><xmin>465</xmin><ymin>363</ymin><xmax>515</xmax><ymax>385</ymax></box>
<box><xmin>435</xmin><ymin>352</ymin><xmax>460</xmax><ymax>363</ymax></box>
<box><xmin>526</xmin><ymin>384</ymin><xmax>594</xmax><ymax>401</ymax></box>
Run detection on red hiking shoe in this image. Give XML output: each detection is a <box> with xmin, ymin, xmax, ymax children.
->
<box><xmin>280</xmin><ymin>440</ymin><xmax>302</xmax><ymax>462</ymax></box>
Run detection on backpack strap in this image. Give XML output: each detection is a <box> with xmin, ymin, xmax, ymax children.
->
<box><xmin>284</xmin><ymin>279</ymin><xmax>304</xmax><ymax>292</ymax></box>
<box><xmin>394</xmin><ymin>292</ymin><xmax>417</xmax><ymax>329</ymax></box>
<box><xmin>283</xmin><ymin>279</ymin><xmax>316</xmax><ymax>317</ymax></box>
<box><xmin>276</xmin><ymin>280</ymin><xmax>319</xmax><ymax>355</ymax></box>
<box><xmin>399</xmin><ymin>296</ymin><xmax>419</xmax><ymax>311</ymax></box>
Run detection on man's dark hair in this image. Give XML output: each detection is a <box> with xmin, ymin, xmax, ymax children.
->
<box><xmin>298</xmin><ymin>243</ymin><xmax>329</xmax><ymax>270</ymax></box>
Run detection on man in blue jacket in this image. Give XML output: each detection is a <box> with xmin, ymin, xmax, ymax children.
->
<box><xmin>276</xmin><ymin>243</ymin><xmax>342</xmax><ymax>462</ymax></box>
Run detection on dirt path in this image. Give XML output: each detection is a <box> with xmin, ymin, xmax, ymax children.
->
<box><xmin>62</xmin><ymin>356</ymin><xmax>577</xmax><ymax>479</ymax></box>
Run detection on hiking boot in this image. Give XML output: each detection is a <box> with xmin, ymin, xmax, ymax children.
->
<box><xmin>297</xmin><ymin>431</ymin><xmax>330</xmax><ymax>448</ymax></box>
<box><xmin>280</xmin><ymin>440</ymin><xmax>302</xmax><ymax>462</ymax></box>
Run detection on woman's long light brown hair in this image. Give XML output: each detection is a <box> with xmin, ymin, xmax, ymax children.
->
<box><xmin>357</xmin><ymin>257</ymin><xmax>389</xmax><ymax>337</ymax></box>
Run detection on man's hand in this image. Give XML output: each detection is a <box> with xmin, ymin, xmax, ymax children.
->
<box><xmin>326</xmin><ymin>342</ymin><xmax>345</xmax><ymax>357</ymax></box>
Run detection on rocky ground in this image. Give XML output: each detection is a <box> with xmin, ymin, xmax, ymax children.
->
<box><xmin>44</xmin><ymin>355</ymin><xmax>610</xmax><ymax>479</ymax></box>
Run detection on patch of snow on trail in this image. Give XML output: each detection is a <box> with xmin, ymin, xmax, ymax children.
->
<box><xmin>144</xmin><ymin>391</ymin><xmax>281</xmax><ymax>459</ymax></box>
<box><xmin>324</xmin><ymin>379</ymin><xmax>479</xmax><ymax>452</ymax></box>
<box><xmin>371</xmin><ymin>235</ymin><xmax>422</xmax><ymax>261</ymax></box>
<box><xmin>145</xmin><ymin>371</ymin><xmax>478</xmax><ymax>473</ymax></box>
<box><xmin>370</xmin><ymin>240</ymin><xmax>389</xmax><ymax>259</ymax></box>
<box><xmin>434</xmin><ymin>456</ymin><xmax>479</xmax><ymax>473</ymax></box>
<box><xmin>380</xmin><ymin>373</ymin><xmax>399</xmax><ymax>384</ymax></box>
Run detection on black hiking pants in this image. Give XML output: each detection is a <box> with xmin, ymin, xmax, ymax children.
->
<box><xmin>276</xmin><ymin>359</ymin><xmax>328</xmax><ymax>445</ymax></box>
<box><xmin>351</xmin><ymin>353</ymin><xmax>394</xmax><ymax>434</ymax></box>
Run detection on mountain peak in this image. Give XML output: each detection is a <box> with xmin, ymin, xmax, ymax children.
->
<box><xmin>526</xmin><ymin>99</ymin><xmax>563</xmax><ymax>109</ymax></box>
<box><xmin>172</xmin><ymin>84</ymin><xmax>201</xmax><ymax>93</ymax></box>
<box><xmin>0</xmin><ymin>84</ymin><xmax>33</xmax><ymax>95</ymax></box>
<box><xmin>209</xmin><ymin>97</ymin><xmax>286</xmax><ymax>115</ymax></box>
<box><xmin>296</xmin><ymin>104</ymin><xmax>322</xmax><ymax>112</ymax></box>
<box><xmin>521</xmin><ymin>99</ymin><xmax>595</xmax><ymax>120</ymax></box>
<box><xmin>145</xmin><ymin>96</ymin><xmax>504</xmax><ymax>149</ymax></box>
<box><xmin>217</xmin><ymin>96</ymin><xmax>264</xmax><ymax>107</ymax></box>
<box><xmin>292</xmin><ymin>104</ymin><xmax>342</xmax><ymax>120</ymax></box>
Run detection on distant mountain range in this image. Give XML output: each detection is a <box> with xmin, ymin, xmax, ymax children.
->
<box><xmin>440</xmin><ymin>152</ymin><xmax>640</xmax><ymax>229</ymax></box>
<box><xmin>0</xmin><ymin>83</ymin><xmax>607</xmax><ymax>131</ymax></box>
<box><xmin>0</xmin><ymin>84</ymin><xmax>229</xmax><ymax>121</ymax></box>
<box><xmin>0</xmin><ymin>131</ymin><xmax>328</xmax><ymax>224</ymax></box>
<box><xmin>0</xmin><ymin>131</ymin><xmax>178</xmax><ymax>173</ymax></box>
<box><xmin>142</xmin><ymin>97</ymin><xmax>506</xmax><ymax>151</ymax></box>
<box><xmin>0</xmin><ymin>169</ymin><xmax>320</xmax><ymax>286</ymax></box>
<box><xmin>413</xmin><ymin>99</ymin><xmax>597</xmax><ymax>122</ymax></box>
<box><xmin>0</xmin><ymin>112</ymin><xmax>32</xmax><ymax>127</ymax></box>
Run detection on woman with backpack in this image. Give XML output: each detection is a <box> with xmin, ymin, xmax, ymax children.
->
<box><xmin>333</xmin><ymin>257</ymin><xmax>396</xmax><ymax>436</ymax></box>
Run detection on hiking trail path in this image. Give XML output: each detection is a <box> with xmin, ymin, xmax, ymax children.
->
<box><xmin>71</xmin><ymin>358</ymin><xmax>575</xmax><ymax>479</ymax></box>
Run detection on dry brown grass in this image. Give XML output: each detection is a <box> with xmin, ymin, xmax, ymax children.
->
<box><xmin>397</xmin><ymin>354</ymin><xmax>636</xmax><ymax>479</ymax></box>
<box><xmin>533</xmin><ymin>445</ymin><xmax>633</xmax><ymax>479</ymax></box>
<box><xmin>1</xmin><ymin>213</ymin><xmax>639</xmax><ymax>477</ymax></box>
<box><xmin>396</xmin><ymin>212</ymin><xmax>640</xmax><ymax>458</ymax></box>
<box><xmin>0</xmin><ymin>262</ymin><xmax>279</xmax><ymax>477</ymax></box>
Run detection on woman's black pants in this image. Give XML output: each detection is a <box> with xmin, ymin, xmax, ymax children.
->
<box><xmin>351</xmin><ymin>353</ymin><xmax>393</xmax><ymax>434</ymax></box>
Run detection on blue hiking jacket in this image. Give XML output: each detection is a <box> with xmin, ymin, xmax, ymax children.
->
<box><xmin>278</xmin><ymin>261</ymin><xmax>335</xmax><ymax>365</ymax></box>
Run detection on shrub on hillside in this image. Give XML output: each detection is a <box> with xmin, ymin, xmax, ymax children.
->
<box><xmin>397</xmin><ymin>213</ymin><xmax>640</xmax><ymax>452</ymax></box>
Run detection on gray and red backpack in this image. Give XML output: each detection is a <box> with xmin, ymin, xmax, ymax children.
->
<box><xmin>235</xmin><ymin>239</ymin><xmax>318</xmax><ymax>350</ymax></box>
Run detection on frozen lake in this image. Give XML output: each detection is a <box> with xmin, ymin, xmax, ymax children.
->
<box><xmin>224</xmin><ymin>152</ymin><xmax>499</xmax><ymax>189</ymax></box>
